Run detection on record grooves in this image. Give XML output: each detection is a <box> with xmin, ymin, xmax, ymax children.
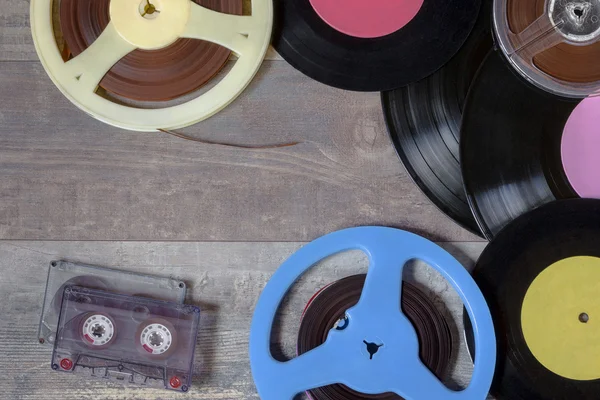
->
<box><xmin>382</xmin><ymin>0</ymin><xmax>492</xmax><ymax>236</ymax></box>
<box><xmin>297</xmin><ymin>274</ymin><xmax>453</xmax><ymax>399</ymax></box>
<box><xmin>460</xmin><ymin>50</ymin><xmax>581</xmax><ymax>239</ymax></box>
<box><xmin>472</xmin><ymin>199</ymin><xmax>600</xmax><ymax>400</ymax></box>
<box><xmin>273</xmin><ymin>0</ymin><xmax>482</xmax><ymax>91</ymax></box>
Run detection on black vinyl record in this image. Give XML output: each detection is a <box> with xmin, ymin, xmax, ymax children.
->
<box><xmin>382</xmin><ymin>0</ymin><xmax>492</xmax><ymax>236</ymax></box>
<box><xmin>460</xmin><ymin>51</ymin><xmax>581</xmax><ymax>240</ymax></box>
<box><xmin>472</xmin><ymin>199</ymin><xmax>600</xmax><ymax>400</ymax></box>
<box><xmin>273</xmin><ymin>0</ymin><xmax>482</xmax><ymax>91</ymax></box>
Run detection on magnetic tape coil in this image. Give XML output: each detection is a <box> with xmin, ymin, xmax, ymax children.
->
<box><xmin>297</xmin><ymin>274</ymin><xmax>454</xmax><ymax>400</ymax></box>
<box><xmin>31</xmin><ymin>0</ymin><xmax>273</xmax><ymax>131</ymax></box>
<box><xmin>250</xmin><ymin>227</ymin><xmax>496</xmax><ymax>400</ymax></box>
<box><xmin>494</xmin><ymin>0</ymin><xmax>600</xmax><ymax>97</ymax></box>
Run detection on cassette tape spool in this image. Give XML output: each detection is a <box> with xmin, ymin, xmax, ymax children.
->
<box><xmin>249</xmin><ymin>227</ymin><xmax>496</xmax><ymax>400</ymax></box>
<box><xmin>494</xmin><ymin>0</ymin><xmax>600</xmax><ymax>97</ymax></box>
<box><xmin>30</xmin><ymin>0</ymin><xmax>273</xmax><ymax>131</ymax></box>
<box><xmin>39</xmin><ymin>260</ymin><xmax>186</xmax><ymax>347</ymax></box>
<box><xmin>52</xmin><ymin>286</ymin><xmax>200</xmax><ymax>392</ymax></box>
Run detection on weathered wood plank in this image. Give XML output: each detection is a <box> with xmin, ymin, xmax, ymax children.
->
<box><xmin>0</xmin><ymin>0</ymin><xmax>32</xmax><ymax>61</ymax></box>
<box><xmin>0</xmin><ymin>0</ymin><xmax>281</xmax><ymax>61</ymax></box>
<box><xmin>0</xmin><ymin>240</ymin><xmax>490</xmax><ymax>399</ymax></box>
<box><xmin>0</xmin><ymin>60</ymin><xmax>481</xmax><ymax>242</ymax></box>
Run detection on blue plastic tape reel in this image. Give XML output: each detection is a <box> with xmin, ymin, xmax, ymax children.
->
<box><xmin>250</xmin><ymin>227</ymin><xmax>496</xmax><ymax>399</ymax></box>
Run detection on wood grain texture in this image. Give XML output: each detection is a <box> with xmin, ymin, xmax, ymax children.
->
<box><xmin>0</xmin><ymin>240</ymin><xmax>493</xmax><ymax>400</ymax></box>
<box><xmin>2</xmin><ymin>2</ymin><xmax>494</xmax><ymax>400</ymax></box>
<box><xmin>0</xmin><ymin>0</ymin><xmax>31</xmax><ymax>61</ymax></box>
<box><xmin>0</xmin><ymin>60</ymin><xmax>481</xmax><ymax>242</ymax></box>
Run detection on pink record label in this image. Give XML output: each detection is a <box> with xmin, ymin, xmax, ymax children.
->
<box><xmin>561</xmin><ymin>96</ymin><xmax>600</xmax><ymax>199</ymax></box>
<box><xmin>308</xmin><ymin>0</ymin><xmax>424</xmax><ymax>38</ymax></box>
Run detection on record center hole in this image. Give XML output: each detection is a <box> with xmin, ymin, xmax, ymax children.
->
<box><xmin>579</xmin><ymin>312</ymin><xmax>589</xmax><ymax>323</ymax></box>
<box><xmin>91</xmin><ymin>324</ymin><xmax>106</xmax><ymax>338</ymax></box>
<box><xmin>149</xmin><ymin>332</ymin><xmax>164</xmax><ymax>347</ymax></box>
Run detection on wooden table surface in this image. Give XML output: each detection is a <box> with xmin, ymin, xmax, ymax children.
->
<box><xmin>0</xmin><ymin>1</ymin><xmax>489</xmax><ymax>399</ymax></box>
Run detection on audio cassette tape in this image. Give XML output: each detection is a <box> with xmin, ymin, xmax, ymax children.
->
<box><xmin>39</xmin><ymin>260</ymin><xmax>186</xmax><ymax>346</ymax></box>
<box><xmin>51</xmin><ymin>286</ymin><xmax>200</xmax><ymax>392</ymax></box>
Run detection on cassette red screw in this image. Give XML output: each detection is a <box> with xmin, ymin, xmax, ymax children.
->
<box><xmin>60</xmin><ymin>358</ymin><xmax>73</xmax><ymax>370</ymax></box>
<box><xmin>170</xmin><ymin>376</ymin><xmax>182</xmax><ymax>389</ymax></box>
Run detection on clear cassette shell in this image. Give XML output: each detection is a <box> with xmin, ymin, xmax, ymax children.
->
<box><xmin>39</xmin><ymin>260</ymin><xmax>186</xmax><ymax>347</ymax></box>
<box><xmin>52</xmin><ymin>286</ymin><xmax>200</xmax><ymax>392</ymax></box>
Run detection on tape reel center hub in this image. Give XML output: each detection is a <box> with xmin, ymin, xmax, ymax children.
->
<box><xmin>82</xmin><ymin>314</ymin><xmax>115</xmax><ymax>346</ymax></box>
<box><xmin>549</xmin><ymin>0</ymin><xmax>600</xmax><ymax>43</ymax></box>
<box><xmin>91</xmin><ymin>324</ymin><xmax>106</xmax><ymax>338</ymax></box>
<box><xmin>363</xmin><ymin>340</ymin><xmax>383</xmax><ymax>360</ymax></box>
<box><xmin>140</xmin><ymin>0</ymin><xmax>160</xmax><ymax>19</ymax></box>
<box><xmin>110</xmin><ymin>0</ymin><xmax>191</xmax><ymax>50</ymax></box>
<box><xmin>149</xmin><ymin>331</ymin><xmax>165</xmax><ymax>347</ymax></box>
<box><xmin>141</xmin><ymin>323</ymin><xmax>173</xmax><ymax>353</ymax></box>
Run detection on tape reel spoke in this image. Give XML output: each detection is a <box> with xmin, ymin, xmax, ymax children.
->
<box><xmin>508</xmin><ymin>13</ymin><xmax>566</xmax><ymax>61</ymax></box>
<box><xmin>276</xmin><ymin>339</ymin><xmax>348</xmax><ymax>398</ymax></box>
<box><xmin>357</xmin><ymin>248</ymin><xmax>406</xmax><ymax>317</ymax></box>
<box><xmin>31</xmin><ymin>0</ymin><xmax>273</xmax><ymax>131</ymax></box>
<box><xmin>393</xmin><ymin>359</ymin><xmax>453</xmax><ymax>399</ymax></box>
<box><xmin>495</xmin><ymin>0</ymin><xmax>600</xmax><ymax>97</ymax></box>
<box><xmin>65</xmin><ymin>22</ymin><xmax>137</xmax><ymax>94</ymax></box>
<box><xmin>250</xmin><ymin>227</ymin><xmax>497</xmax><ymax>399</ymax></box>
<box><xmin>182</xmin><ymin>3</ymin><xmax>256</xmax><ymax>57</ymax></box>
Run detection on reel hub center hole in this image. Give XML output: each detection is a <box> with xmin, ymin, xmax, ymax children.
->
<box><xmin>149</xmin><ymin>331</ymin><xmax>165</xmax><ymax>347</ymax></box>
<box><xmin>91</xmin><ymin>324</ymin><xmax>106</xmax><ymax>338</ymax></box>
<box><xmin>363</xmin><ymin>340</ymin><xmax>383</xmax><ymax>360</ymax></box>
<box><xmin>550</xmin><ymin>0</ymin><xmax>600</xmax><ymax>43</ymax></box>
<box><xmin>579</xmin><ymin>312</ymin><xmax>590</xmax><ymax>323</ymax></box>
<box><xmin>139</xmin><ymin>0</ymin><xmax>160</xmax><ymax>20</ymax></box>
<box><xmin>111</xmin><ymin>0</ymin><xmax>189</xmax><ymax>50</ymax></box>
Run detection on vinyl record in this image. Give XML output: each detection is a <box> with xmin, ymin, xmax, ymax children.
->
<box><xmin>297</xmin><ymin>274</ymin><xmax>453</xmax><ymax>399</ymax></box>
<box><xmin>273</xmin><ymin>0</ymin><xmax>482</xmax><ymax>91</ymax></box>
<box><xmin>459</xmin><ymin>50</ymin><xmax>600</xmax><ymax>239</ymax></box>
<box><xmin>472</xmin><ymin>199</ymin><xmax>600</xmax><ymax>399</ymax></box>
<box><xmin>382</xmin><ymin>0</ymin><xmax>493</xmax><ymax>236</ymax></box>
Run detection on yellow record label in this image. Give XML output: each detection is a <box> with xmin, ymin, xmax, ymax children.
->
<box><xmin>521</xmin><ymin>256</ymin><xmax>600</xmax><ymax>380</ymax></box>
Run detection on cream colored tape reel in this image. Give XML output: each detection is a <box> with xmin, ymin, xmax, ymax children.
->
<box><xmin>31</xmin><ymin>0</ymin><xmax>273</xmax><ymax>131</ymax></box>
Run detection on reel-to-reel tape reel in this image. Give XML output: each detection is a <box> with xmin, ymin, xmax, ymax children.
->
<box><xmin>249</xmin><ymin>227</ymin><xmax>496</xmax><ymax>400</ymax></box>
<box><xmin>31</xmin><ymin>0</ymin><xmax>273</xmax><ymax>131</ymax></box>
<box><xmin>494</xmin><ymin>0</ymin><xmax>600</xmax><ymax>97</ymax></box>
